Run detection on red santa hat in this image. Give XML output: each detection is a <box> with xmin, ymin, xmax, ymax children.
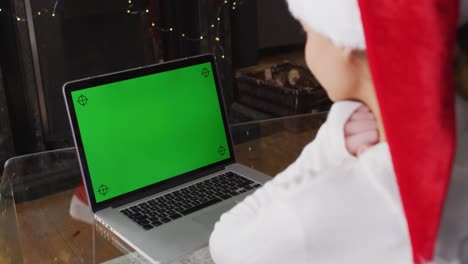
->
<box><xmin>287</xmin><ymin>0</ymin><xmax>466</xmax><ymax>262</ymax></box>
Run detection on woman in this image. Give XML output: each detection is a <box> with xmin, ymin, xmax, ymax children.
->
<box><xmin>210</xmin><ymin>0</ymin><xmax>467</xmax><ymax>263</ymax></box>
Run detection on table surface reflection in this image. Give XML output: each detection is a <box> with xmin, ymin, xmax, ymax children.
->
<box><xmin>0</xmin><ymin>113</ymin><xmax>326</xmax><ymax>264</ymax></box>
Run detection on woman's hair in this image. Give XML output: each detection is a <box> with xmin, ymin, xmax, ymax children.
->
<box><xmin>456</xmin><ymin>24</ymin><xmax>468</xmax><ymax>100</ymax></box>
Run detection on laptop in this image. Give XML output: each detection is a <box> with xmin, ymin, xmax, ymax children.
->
<box><xmin>63</xmin><ymin>54</ymin><xmax>271</xmax><ymax>263</ymax></box>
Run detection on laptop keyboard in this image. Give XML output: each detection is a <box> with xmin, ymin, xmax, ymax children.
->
<box><xmin>120</xmin><ymin>171</ymin><xmax>261</xmax><ymax>230</ymax></box>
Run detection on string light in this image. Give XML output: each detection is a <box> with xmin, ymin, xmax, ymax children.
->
<box><xmin>7</xmin><ymin>0</ymin><xmax>245</xmax><ymax>62</ymax></box>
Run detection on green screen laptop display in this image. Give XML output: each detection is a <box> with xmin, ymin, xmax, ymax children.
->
<box><xmin>71</xmin><ymin>62</ymin><xmax>230</xmax><ymax>203</ymax></box>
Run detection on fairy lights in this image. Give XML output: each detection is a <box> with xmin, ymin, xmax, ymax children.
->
<box><xmin>6</xmin><ymin>0</ymin><xmax>248</xmax><ymax>61</ymax></box>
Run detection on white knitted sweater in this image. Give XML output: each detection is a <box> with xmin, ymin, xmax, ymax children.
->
<box><xmin>209</xmin><ymin>101</ymin><xmax>413</xmax><ymax>264</ymax></box>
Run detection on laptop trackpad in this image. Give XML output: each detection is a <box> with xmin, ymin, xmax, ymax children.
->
<box><xmin>192</xmin><ymin>202</ymin><xmax>235</xmax><ymax>231</ymax></box>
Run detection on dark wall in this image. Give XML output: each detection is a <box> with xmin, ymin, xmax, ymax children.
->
<box><xmin>1</xmin><ymin>0</ymin><xmax>46</xmax><ymax>154</ymax></box>
<box><xmin>231</xmin><ymin>0</ymin><xmax>258</xmax><ymax>68</ymax></box>
<box><xmin>0</xmin><ymin>65</ymin><xmax>15</xmax><ymax>165</ymax></box>
<box><xmin>257</xmin><ymin>0</ymin><xmax>304</xmax><ymax>49</ymax></box>
<box><xmin>231</xmin><ymin>0</ymin><xmax>305</xmax><ymax>68</ymax></box>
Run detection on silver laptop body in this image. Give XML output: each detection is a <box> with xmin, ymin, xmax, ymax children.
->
<box><xmin>63</xmin><ymin>54</ymin><xmax>271</xmax><ymax>263</ymax></box>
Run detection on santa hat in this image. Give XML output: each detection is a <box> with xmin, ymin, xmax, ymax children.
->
<box><xmin>286</xmin><ymin>0</ymin><xmax>465</xmax><ymax>262</ymax></box>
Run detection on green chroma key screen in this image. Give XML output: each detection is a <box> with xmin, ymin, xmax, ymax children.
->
<box><xmin>71</xmin><ymin>62</ymin><xmax>231</xmax><ymax>203</ymax></box>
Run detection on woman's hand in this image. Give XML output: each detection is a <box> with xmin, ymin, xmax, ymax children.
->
<box><xmin>344</xmin><ymin>105</ymin><xmax>379</xmax><ymax>156</ymax></box>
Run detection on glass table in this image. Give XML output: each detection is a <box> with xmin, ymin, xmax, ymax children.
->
<box><xmin>0</xmin><ymin>113</ymin><xmax>326</xmax><ymax>264</ymax></box>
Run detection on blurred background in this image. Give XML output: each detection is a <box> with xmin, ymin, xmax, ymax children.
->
<box><xmin>0</xmin><ymin>0</ymin><xmax>336</xmax><ymax>166</ymax></box>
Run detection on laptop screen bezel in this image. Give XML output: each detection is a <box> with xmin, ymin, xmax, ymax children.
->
<box><xmin>63</xmin><ymin>54</ymin><xmax>236</xmax><ymax>213</ymax></box>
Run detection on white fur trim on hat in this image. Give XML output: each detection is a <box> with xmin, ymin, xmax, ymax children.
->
<box><xmin>286</xmin><ymin>0</ymin><xmax>468</xmax><ymax>50</ymax></box>
<box><xmin>286</xmin><ymin>0</ymin><xmax>366</xmax><ymax>50</ymax></box>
